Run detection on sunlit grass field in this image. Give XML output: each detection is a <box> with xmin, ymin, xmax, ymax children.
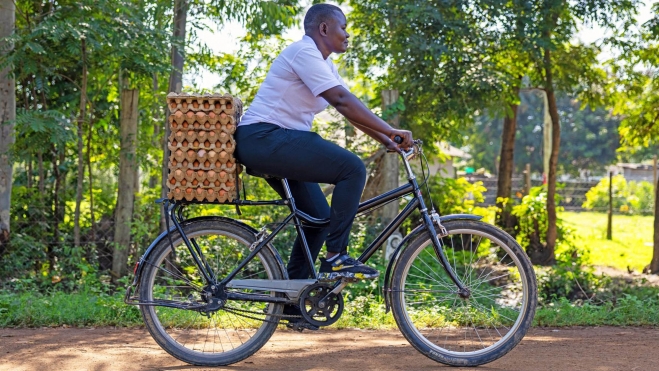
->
<box><xmin>561</xmin><ymin>211</ymin><xmax>653</xmax><ymax>272</ymax></box>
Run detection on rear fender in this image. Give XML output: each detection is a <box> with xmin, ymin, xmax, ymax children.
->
<box><xmin>382</xmin><ymin>214</ymin><xmax>482</xmax><ymax>312</ymax></box>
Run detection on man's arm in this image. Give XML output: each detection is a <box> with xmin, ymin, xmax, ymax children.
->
<box><xmin>347</xmin><ymin>119</ymin><xmax>398</xmax><ymax>151</ymax></box>
<box><xmin>320</xmin><ymin>85</ymin><xmax>413</xmax><ymax>149</ymax></box>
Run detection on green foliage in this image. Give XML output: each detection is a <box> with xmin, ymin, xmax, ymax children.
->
<box><xmin>612</xmin><ymin>5</ymin><xmax>659</xmax><ymax>149</ymax></box>
<box><xmin>466</xmin><ymin>93</ymin><xmax>621</xmax><ymax>176</ymax></box>
<box><xmin>535</xmin><ymin>241</ymin><xmax>602</xmax><ymax>303</ymax></box>
<box><xmin>346</xmin><ymin>0</ymin><xmax>515</xmax><ymax>144</ymax></box>
<box><xmin>512</xmin><ymin>186</ymin><xmax>569</xmax><ymax>249</ymax></box>
<box><xmin>427</xmin><ymin>175</ymin><xmax>490</xmax><ymax>217</ymax></box>
<box><xmin>582</xmin><ymin>175</ymin><xmax>654</xmax><ymax>215</ymax></box>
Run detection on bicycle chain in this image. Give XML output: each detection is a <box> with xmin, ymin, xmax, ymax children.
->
<box><xmin>221</xmin><ymin>305</ymin><xmax>302</xmax><ymax>325</ymax></box>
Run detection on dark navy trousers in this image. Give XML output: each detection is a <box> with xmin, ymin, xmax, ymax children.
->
<box><xmin>234</xmin><ymin>123</ymin><xmax>367</xmax><ymax>279</ymax></box>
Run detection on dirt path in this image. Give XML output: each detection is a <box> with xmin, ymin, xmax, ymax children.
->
<box><xmin>0</xmin><ymin>326</ymin><xmax>657</xmax><ymax>371</ymax></box>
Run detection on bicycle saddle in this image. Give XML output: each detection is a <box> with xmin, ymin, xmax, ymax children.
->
<box><xmin>245</xmin><ymin>167</ymin><xmax>280</xmax><ymax>180</ymax></box>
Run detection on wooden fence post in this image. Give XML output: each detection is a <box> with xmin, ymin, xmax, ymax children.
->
<box><xmin>524</xmin><ymin>163</ymin><xmax>531</xmax><ymax>194</ymax></box>
<box><xmin>654</xmin><ymin>155</ymin><xmax>657</xmax><ymax>203</ymax></box>
<box><xmin>607</xmin><ymin>171</ymin><xmax>612</xmax><ymax>240</ymax></box>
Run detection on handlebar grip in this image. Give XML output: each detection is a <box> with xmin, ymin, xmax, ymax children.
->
<box><xmin>393</xmin><ymin>135</ymin><xmax>403</xmax><ymax>144</ymax></box>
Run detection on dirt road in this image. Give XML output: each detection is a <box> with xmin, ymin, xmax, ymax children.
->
<box><xmin>0</xmin><ymin>326</ymin><xmax>656</xmax><ymax>371</ymax></box>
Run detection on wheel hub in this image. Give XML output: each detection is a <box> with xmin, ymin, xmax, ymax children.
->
<box><xmin>200</xmin><ymin>284</ymin><xmax>226</xmax><ymax>312</ymax></box>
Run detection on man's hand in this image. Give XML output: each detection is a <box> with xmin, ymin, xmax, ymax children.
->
<box><xmin>384</xmin><ymin>139</ymin><xmax>400</xmax><ymax>153</ymax></box>
<box><xmin>390</xmin><ymin>129</ymin><xmax>414</xmax><ymax>150</ymax></box>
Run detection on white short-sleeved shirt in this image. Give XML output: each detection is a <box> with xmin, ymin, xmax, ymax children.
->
<box><xmin>239</xmin><ymin>35</ymin><xmax>348</xmax><ymax>131</ymax></box>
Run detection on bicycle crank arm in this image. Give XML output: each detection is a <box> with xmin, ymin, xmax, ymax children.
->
<box><xmin>226</xmin><ymin>279</ymin><xmax>317</xmax><ymax>301</ymax></box>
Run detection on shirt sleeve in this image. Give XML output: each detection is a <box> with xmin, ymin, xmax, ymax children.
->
<box><xmin>290</xmin><ymin>47</ymin><xmax>343</xmax><ymax>97</ymax></box>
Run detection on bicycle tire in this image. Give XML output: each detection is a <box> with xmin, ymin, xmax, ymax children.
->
<box><xmin>139</xmin><ymin>218</ymin><xmax>285</xmax><ymax>366</ymax></box>
<box><xmin>390</xmin><ymin>219</ymin><xmax>537</xmax><ymax>366</ymax></box>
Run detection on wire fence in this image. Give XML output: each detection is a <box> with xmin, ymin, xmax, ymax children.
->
<box><xmin>466</xmin><ymin>175</ymin><xmax>655</xmax><ymax>215</ymax></box>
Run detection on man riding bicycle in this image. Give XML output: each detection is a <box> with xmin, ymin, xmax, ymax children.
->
<box><xmin>234</xmin><ymin>3</ymin><xmax>413</xmax><ymax>328</ymax></box>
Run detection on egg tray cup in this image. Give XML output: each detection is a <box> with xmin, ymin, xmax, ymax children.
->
<box><xmin>166</xmin><ymin>93</ymin><xmax>243</xmax><ymax>120</ymax></box>
<box><xmin>169</xmin><ymin>111</ymin><xmax>238</xmax><ymax>132</ymax></box>
<box><xmin>167</xmin><ymin>180</ymin><xmax>241</xmax><ymax>203</ymax></box>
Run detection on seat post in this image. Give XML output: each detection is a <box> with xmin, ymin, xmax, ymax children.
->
<box><xmin>281</xmin><ymin>179</ymin><xmax>294</xmax><ymax>200</ymax></box>
<box><xmin>281</xmin><ymin>178</ymin><xmax>318</xmax><ymax>280</ymax></box>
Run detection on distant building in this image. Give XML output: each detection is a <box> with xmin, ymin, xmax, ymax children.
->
<box><xmin>608</xmin><ymin>163</ymin><xmax>658</xmax><ymax>182</ymax></box>
<box><xmin>426</xmin><ymin>142</ymin><xmax>471</xmax><ymax>178</ymax></box>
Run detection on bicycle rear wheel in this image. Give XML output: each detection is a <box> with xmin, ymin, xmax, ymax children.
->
<box><xmin>139</xmin><ymin>218</ymin><xmax>284</xmax><ymax>366</ymax></box>
<box><xmin>391</xmin><ymin>219</ymin><xmax>537</xmax><ymax>366</ymax></box>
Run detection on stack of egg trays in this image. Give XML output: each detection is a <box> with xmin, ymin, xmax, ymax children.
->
<box><xmin>166</xmin><ymin>93</ymin><xmax>243</xmax><ymax>203</ymax></box>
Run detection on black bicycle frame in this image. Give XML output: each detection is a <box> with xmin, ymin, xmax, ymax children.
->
<box><xmin>167</xmin><ymin>157</ymin><xmax>468</xmax><ymax>296</ymax></box>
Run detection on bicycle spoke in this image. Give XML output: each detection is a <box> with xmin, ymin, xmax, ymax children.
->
<box><xmin>393</xmin><ymin>221</ymin><xmax>535</xmax><ymax>366</ymax></box>
<box><xmin>140</xmin><ymin>222</ymin><xmax>284</xmax><ymax>365</ymax></box>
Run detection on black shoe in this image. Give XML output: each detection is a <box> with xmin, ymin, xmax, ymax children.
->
<box><xmin>283</xmin><ymin>305</ymin><xmax>319</xmax><ymax>332</ymax></box>
<box><xmin>318</xmin><ymin>254</ymin><xmax>380</xmax><ymax>281</ymax></box>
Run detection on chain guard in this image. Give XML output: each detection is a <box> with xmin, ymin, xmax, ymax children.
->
<box><xmin>298</xmin><ymin>283</ymin><xmax>344</xmax><ymax>327</ymax></box>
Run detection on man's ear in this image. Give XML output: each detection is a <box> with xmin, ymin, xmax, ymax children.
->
<box><xmin>319</xmin><ymin>22</ymin><xmax>328</xmax><ymax>36</ymax></box>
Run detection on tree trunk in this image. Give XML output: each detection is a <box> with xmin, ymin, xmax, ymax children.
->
<box><xmin>542</xmin><ymin>47</ymin><xmax>559</xmax><ymax>266</ymax></box>
<box><xmin>51</xmin><ymin>148</ymin><xmax>65</xmax><ymax>274</ymax></box>
<box><xmin>495</xmin><ymin>86</ymin><xmax>520</xmax><ymax>237</ymax></box>
<box><xmin>650</xmin><ymin>176</ymin><xmax>659</xmax><ymax>273</ymax></box>
<box><xmin>74</xmin><ymin>39</ymin><xmax>88</xmax><ymax>247</ymax></box>
<box><xmin>112</xmin><ymin>89</ymin><xmax>139</xmax><ymax>278</ymax></box>
<box><xmin>149</xmin><ymin>73</ymin><xmax>161</xmax><ymax>189</ymax></box>
<box><xmin>87</xmin><ymin>117</ymin><xmax>95</xmax><ymax>259</ymax></box>
<box><xmin>0</xmin><ymin>0</ymin><xmax>16</xmax><ymax>252</ymax></box>
<box><xmin>361</xmin><ymin>90</ymin><xmax>399</xmax><ymax>225</ymax></box>
<box><xmin>160</xmin><ymin>0</ymin><xmax>188</xmax><ymax>232</ymax></box>
<box><xmin>37</xmin><ymin>151</ymin><xmax>44</xmax><ymax>193</ymax></box>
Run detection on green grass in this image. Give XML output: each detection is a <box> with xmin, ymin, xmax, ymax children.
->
<box><xmin>4</xmin><ymin>290</ymin><xmax>659</xmax><ymax>329</ymax></box>
<box><xmin>561</xmin><ymin>211</ymin><xmax>653</xmax><ymax>272</ymax></box>
<box><xmin>534</xmin><ymin>296</ymin><xmax>659</xmax><ymax>326</ymax></box>
<box><xmin>0</xmin><ymin>291</ymin><xmax>143</xmax><ymax>327</ymax></box>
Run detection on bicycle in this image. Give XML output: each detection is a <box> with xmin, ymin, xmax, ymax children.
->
<box><xmin>125</xmin><ymin>139</ymin><xmax>537</xmax><ymax>367</ymax></box>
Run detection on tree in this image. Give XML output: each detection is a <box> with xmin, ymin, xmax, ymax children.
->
<box><xmin>346</xmin><ymin>0</ymin><xmax>515</xmax><ymax>144</ymax></box>
<box><xmin>0</xmin><ymin>0</ymin><xmax>14</xmax><ymax>252</ymax></box>
<box><xmin>113</xmin><ymin>88</ymin><xmax>139</xmax><ymax>278</ymax></box>
<box><xmin>515</xmin><ymin>0</ymin><xmax>636</xmax><ymax>264</ymax></box>
<box><xmin>467</xmin><ymin>92</ymin><xmax>620</xmax><ymax>177</ymax></box>
<box><xmin>1</xmin><ymin>0</ymin><xmax>171</xmax><ymax>279</ymax></box>
<box><xmin>613</xmin><ymin>4</ymin><xmax>659</xmax><ymax>272</ymax></box>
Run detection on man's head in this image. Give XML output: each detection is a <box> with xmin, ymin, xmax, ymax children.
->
<box><xmin>304</xmin><ymin>4</ymin><xmax>349</xmax><ymax>55</ymax></box>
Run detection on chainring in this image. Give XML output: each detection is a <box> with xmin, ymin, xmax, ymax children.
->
<box><xmin>298</xmin><ymin>283</ymin><xmax>344</xmax><ymax>327</ymax></box>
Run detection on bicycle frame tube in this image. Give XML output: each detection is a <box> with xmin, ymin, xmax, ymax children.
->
<box><xmin>218</xmin><ymin>212</ymin><xmax>296</xmax><ymax>286</ymax></box>
<box><xmin>169</xmin><ymin>203</ymin><xmax>215</xmax><ymax>285</ymax></box>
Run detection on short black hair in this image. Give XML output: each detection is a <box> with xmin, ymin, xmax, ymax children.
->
<box><xmin>303</xmin><ymin>4</ymin><xmax>344</xmax><ymax>34</ymax></box>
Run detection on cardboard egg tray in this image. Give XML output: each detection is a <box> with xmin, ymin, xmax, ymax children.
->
<box><xmin>166</xmin><ymin>93</ymin><xmax>243</xmax><ymax>203</ymax></box>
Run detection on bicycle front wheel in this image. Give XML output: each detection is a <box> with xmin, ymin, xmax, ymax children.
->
<box><xmin>139</xmin><ymin>218</ymin><xmax>284</xmax><ymax>366</ymax></box>
<box><xmin>391</xmin><ymin>219</ymin><xmax>537</xmax><ymax>366</ymax></box>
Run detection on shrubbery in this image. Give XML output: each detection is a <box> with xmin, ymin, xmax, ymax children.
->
<box><xmin>582</xmin><ymin>175</ymin><xmax>654</xmax><ymax>215</ymax></box>
<box><xmin>426</xmin><ymin>175</ymin><xmax>493</xmax><ymax>219</ymax></box>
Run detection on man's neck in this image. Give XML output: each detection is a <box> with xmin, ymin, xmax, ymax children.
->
<box><xmin>305</xmin><ymin>33</ymin><xmax>330</xmax><ymax>60</ymax></box>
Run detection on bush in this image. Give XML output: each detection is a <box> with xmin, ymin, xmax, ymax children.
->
<box><xmin>511</xmin><ymin>186</ymin><xmax>571</xmax><ymax>253</ymax></box>
<box><xmin>536</xmin><ymin>241</ymin><xmax>604</xmax><ymax>304</ymax></box>
<box><xmin>582</xmin><ymin>175</ymin><xmax>654</xmax><ymax>215</ymax></box>
<box><xmin>427</xmin><ymin>175</ymin><xmax>492</xmax><ymax>218</ymax></box>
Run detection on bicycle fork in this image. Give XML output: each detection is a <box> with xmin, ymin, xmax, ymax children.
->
<box><xmin>424</xmin><ymin>209</ymin><xmax>470</xmax><ymax>298</ymax></box>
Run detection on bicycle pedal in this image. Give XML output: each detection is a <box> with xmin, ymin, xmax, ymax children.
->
<box><xmin>286</xmin><ymin>320</ymin><xmax>319</xmax><ymax>332</ymax></box>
